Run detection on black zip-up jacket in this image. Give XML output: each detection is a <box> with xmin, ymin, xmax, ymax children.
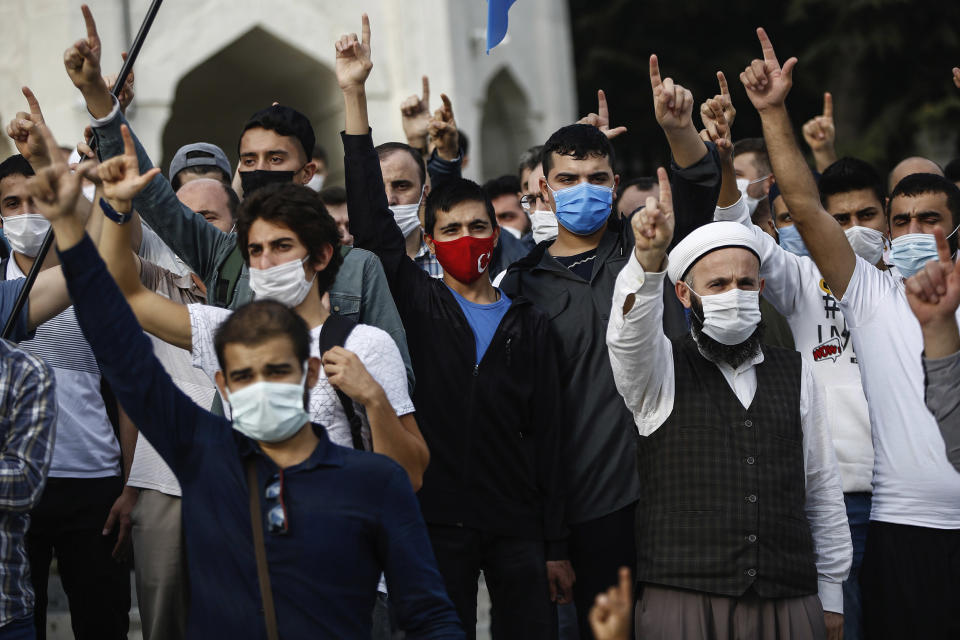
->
<box><xmin>499</xmin><ymin>143</ymin><xmax>722</xmax><ymax>524</ymax></box>
<box><xmin>342</xmin><ymin>130</ymin><xmax>566</xmax><ymax>554</ymax></box>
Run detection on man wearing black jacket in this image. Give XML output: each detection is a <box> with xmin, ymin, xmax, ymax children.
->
<box><xmin>336</xmin><ymin>17</ymin><xmax>565</xmax><ymax>639</ymax></box>
<box><xmin>498</xmin><ymin>56</ymin><xmax>722</xmax><ymax>638</ymax></box>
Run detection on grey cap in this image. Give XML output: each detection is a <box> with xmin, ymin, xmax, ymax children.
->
<box><xmin>168</xmin><ymin>142</ymin><xmax>231</xmax><ymax>183</ymax></box>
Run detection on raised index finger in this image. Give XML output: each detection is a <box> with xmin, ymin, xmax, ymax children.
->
<box><xmin>597</xmin><ymin>89</ymin><xmax>609</xmax><ymax>122</ymax></box>
<box><xmin>421</xmin><ymin>75</ymin><xmax>430</xmax><ymax>105</ymax></box>
<box><xmin>934</xmin><ymin>226</ymin><xmax>951</xmax><ymax>265</ymax></box>
<box><xmin>822</xmin><ymin>92</ymin><xmax>833</xmax><ymax>119</ymax></box>
<box><xmin>22</xmin><ymin>86</ymin><xmax>43</xmax><ymax>118</ymax></box>
<box><xmin>81</xmin><ymin>4</ymin><xmax>99</xmax><ymax>42</ymax></box>
<box><xmin>36</xmin><ymin>123</ymin><xmax>62</xmax><ymax>165</ymax></box>
<box><xmin>757</xmin><ymin>27</ymin><xmax>780</xmax><ymax>68</ymax></box>
<box><xmin>360</xmin><ymin>13</ymin><xmax>371</xmax><ymax>46</ymax></box>
<box><xmin>649</xmin><ymin>55</ymin><xmax>662</xmax><ymax>89</ymax></box>
<box><xmin>657</xmin><ymin>166</ymin><xmax>672</xmax><ymax>211</ymax></box>
<box><xmin>717</xmin><ymin>71</ymin><xmax>730</xmax><ymax>100</ymax></box>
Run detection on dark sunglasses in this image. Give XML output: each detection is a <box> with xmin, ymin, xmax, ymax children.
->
<box><xmin>265</xmin><ymin>472</ymin><xmax>289</xmax><ymax>535</ymax></box>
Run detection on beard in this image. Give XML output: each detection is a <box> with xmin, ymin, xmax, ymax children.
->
<box><xmin>689</xmin><ymin>296</ymin><xmax>765</xmax><ymax>369</ymax></box>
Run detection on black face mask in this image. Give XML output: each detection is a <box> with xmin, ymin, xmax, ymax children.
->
<box><xmin>239</xmin><ymin>169</ymin><xmax>296</xmax><ymax>197</ymax></box>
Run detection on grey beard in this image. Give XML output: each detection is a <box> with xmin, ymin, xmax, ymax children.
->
<box><xmin>689</xmin><ymin>300</ymin><xmax>765</xmax><ymax>369</ymax></box>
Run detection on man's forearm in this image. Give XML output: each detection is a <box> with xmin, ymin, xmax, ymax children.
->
<box><xmin>343</xmin><ymin>87</ymin><xmax>369</xmax><ymax>135</ymax></box>
<box><xmin>80</xmin><ymin>77</ymin><xmax>114</xmax><ymax>120</ymax></box>
<box><xmin>921</xmin><ymin>317</ymin><xmax>960</xmax><ymax>360</ymax></box>
<box><xmin>759</xmin><ymin>107</ymin><xmax>821</xmax><ymax>221</ymax></box>
<box><xmin>663</xmin><ymin>126</ymin><xmax>707</xmax><ymax>169</ymax></box>
<box><xmin>365</xmin><ymin>393</ymin><xmax>428</xmax><ymax>489</ymax></box>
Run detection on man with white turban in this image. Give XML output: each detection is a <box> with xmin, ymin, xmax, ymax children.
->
<box><xmin>605</xmin><ymin>172</ymin><xmax>851</xmax><ymax>639</ymax></box>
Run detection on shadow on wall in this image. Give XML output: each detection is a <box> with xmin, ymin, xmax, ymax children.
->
<box><xmin>160</xmin><ymin>26</ymin><xmax>344</xmax><ymax>185</ymax></box>
<box><xmin>481</xmin><ymin>67</ymin><xmax>533</xmax><ymax>181</ymax></box>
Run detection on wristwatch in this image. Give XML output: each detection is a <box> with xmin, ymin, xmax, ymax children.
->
<box><xmin>99</xmin><ymin>197</ymin><xmax>132</xmax><ymax>225</ymax></box>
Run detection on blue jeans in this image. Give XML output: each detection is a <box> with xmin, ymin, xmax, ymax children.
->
<box><xmin>0</xmin><ymin>617</ymin><xmax>35</xmax><ymax>640</ymax></box>
<box><xmin>843</xmin><ymin>492</ymin><xmax>871</xmax><ymax>640</ymax></box>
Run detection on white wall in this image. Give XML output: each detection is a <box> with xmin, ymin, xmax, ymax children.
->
<box><xmin>0</xmin><ymin>0</ymin><xmax>577</xmax><ymax>182</ymax></box>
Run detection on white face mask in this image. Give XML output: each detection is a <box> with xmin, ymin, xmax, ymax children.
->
<box><xmin>844</xmin><ymin>226</ymin><xmax>887</xmax><ymax>265</ymax></box>
<box><xmin>688</xmin><ymin>285</ymin><xmax>762</xmax><ymax>346</ymax></box>
<box><xmin>249</xmin><ymin>256</ymin><xmax>316</xmax><ymax>307</ymax></box>
<box><xmin>227</xmin><ymin>371</ymin><xmax>310</xmax><ymax>443</ymax></box>
<box><xmin>501</xmin><ymin>225</ymin><xmax>523</xmax><ymax>240</ymax></box>
<box><xmin>2</xmin><ymin>213</ymin><xmax>50</xmax><ymax>257</ymax></box>
<box><xmin>306</xmin><ymin>173</ymin><xmax>325</xmax><ymax>192</ymax></box>
<box><xmin>389</xmin><ymin>186</ymin><xmax>425</xmax><ymax>238</ymax></box>
<box><xmin>736</xmin><ymin>176</ymin><xmax>769</xmax><ymax>216</ymax></box>
<box><xmin>529</xmin><ymin>209</ymin><xmax>559</xmax><ymax>244</ymax></box>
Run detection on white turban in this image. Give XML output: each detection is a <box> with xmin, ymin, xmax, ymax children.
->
<box><xmin>667</xmin><ymin>221</ymin><xmax>762</xmax><ymax>284</ymax></box>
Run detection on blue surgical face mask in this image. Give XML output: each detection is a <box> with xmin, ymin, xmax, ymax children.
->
<box><xmin>548</xmin><ymin>182</ymin><xmax>613</xmax><ymax>236</ymax></box>
<box><xmin>776</xmin><ymin>224</ymin><xmax>810</xmax><ymax>257</ymax></box>
<box><xmin>890</xmin><ymin>227</ymin><xmax>959</xmax><ymax>278</ymax></box>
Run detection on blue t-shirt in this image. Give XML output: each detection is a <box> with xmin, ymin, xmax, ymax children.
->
<box><xmin>448</xmin><ymin>286</ymin><xmax>512</xmax><ymax>364</ymax></box>
<box><xmin>0</xmin><ymin>278</ymin><xmax>30</xmax><ymax>342</ymax></box>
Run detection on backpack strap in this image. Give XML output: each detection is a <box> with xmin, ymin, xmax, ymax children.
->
<box><xmin>0</xmin><ymin>257</ymin><xmax>8</xmax><ymax>281</ymax></box>
<box><xmin>244</xmin><ymin>458</ymin><xmax>280</xmax><ymax>640</ymax></box>
<box><xmin>318</xmin><ymin>313</ymin><xmax>364</xmax><ymax>450</ymax></box>
<box><xmin>214</xmin><ymin>245</ymin><xmax>245</xmax><ymax>308</ymax></box>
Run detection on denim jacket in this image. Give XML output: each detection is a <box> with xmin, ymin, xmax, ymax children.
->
<box><xmin>91</xmin><ymin>101</ymin><xmax>414</xmax><ymax>388</ymax></box>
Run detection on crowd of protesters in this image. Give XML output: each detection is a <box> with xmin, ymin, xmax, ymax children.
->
<box><xmin>1</xmin><ymin>6</ymin><xmax>959</xmax><ymax>640</ymax></box>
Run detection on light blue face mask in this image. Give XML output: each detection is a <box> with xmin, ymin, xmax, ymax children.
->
<box><xmin>890</xmin><ymin>226</ymin><xmax>959</xmax><ymax>278</ymax></box>
<box><xmin>549</xmin><ymin>182</ymin><xmax>613</xmax><ymax>236</ymax></box>
<box><xmin>776</xmin><ymin>224</ymin><xmax>810</xmax><ymax>257</ymax></box>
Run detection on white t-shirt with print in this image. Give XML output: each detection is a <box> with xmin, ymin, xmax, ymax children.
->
<box><xmin>840</xmin><ymin>256</ymin><xmax>960</xmax><ymax>528</ymax></box>
<box><xmin>187</xmin><ymin>304</ymin><xmax>415</xmax><ymax>449</ymax></box>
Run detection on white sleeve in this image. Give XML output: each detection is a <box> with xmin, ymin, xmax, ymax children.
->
<box><xmin>799</xmin><ymin>358</ymin><xmax>853</xmax><ymax>614</ymax></box>
<box><xmin>605</xmin><ymin>251</ymin><xmax>675</xmax><ymax>436</ymax></box>
<box><xmin>837</xmin><ymin>255</ymin><xmax>897</xmax><ymax>329</ymax></box>
<box><xmin>187</xmin><ymin>304</ymin><xmax>233</xmax><ymax>381</ymax></box>
<box><xmin>346</xmin><ymin>325</ymin><xmax>416</xmax><ymax>417</ymax></box>
<box><xmin>714</xmin><ymin>195</ymin><xmax>752</xmax><ymax>225</ymax></box>
<box><xmin>89</xmin><ymin>95</ymin><xmax>121</xmax><ymax>125</ymax></box>
<box><xmin>139</xmin><ymin>224</ymin><xmax>192</xmax><ymax>277</ymax></box>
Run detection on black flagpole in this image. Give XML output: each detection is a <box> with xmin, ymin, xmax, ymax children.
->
<box><xmin>2</xmin><ymin>0</ymin><xmax>163</xmax><ymax>341</ymax></box>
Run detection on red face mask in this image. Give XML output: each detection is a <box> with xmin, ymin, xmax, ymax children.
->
<box><xmin>429</xmin><ymin>233</ymin><xmax>496</xmax><ymax>284</ymax></box>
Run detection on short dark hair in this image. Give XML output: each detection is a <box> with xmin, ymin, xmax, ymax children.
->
<box><xmin>236</xmin><ymin>183</ymin><xmax>343</xmax><ymax>296</ymax></box>
<box><xmin>317</xmin><ymin>185</ymin><xmax>347</xmax><ymax>207</ymax></box>
<box><xmin>0</xmin><ymin>155</ymin><xmax>35</xmax><ymax>189</ymax></box>
<box><xmin>518</xmin><ymin>145</ymin><xmax>544</xmax><ymax>181</ymax></box>
<box><xmin>541</xmin><ymin>124</ymin><xmax>614</xmax><ymax>178</ymax></box>
<box><xmin>375</xmin><ymin>142</ymin><xmax>426</xmax><ymax>190</ymax></box>
<box><xmin>819</xmin><ymin>157</ymin><xmax>886</xmax><ymax>207</ymax></box>
<box><xmin>482</xmin><ymin>175</ymin><xmax>522</xmax><ymax>200</ymax></box>
<box><xmin>424</xmin><ymin>178</ymin><xmax>497</xmax><ymax>236</ymax></box>
<box><xmin>733</xmin><ymin>138</ymin><xmax>772</xmax><ymax>175</ymax></box>
<box><xmin>945</xmin><ymin>158</ymin><xmax>960</xmax><ymax>183</ymax></box>
<box><xmin>888</xmin><ymin>172</ymin><xmax>960</xmax><ymax>251</ymax></box>
<box><xmin>171</xmin><ymin>164</ymin><xmax>232</xmax><ymax>191</ymax></box>
<box><xmin>213</xmin><ymin>300</ymin><xmax>311</xmax><ymax>374</ymax></box>
<box><xmin>239</xmin><ymin>105</ymin><xmax>315</xmax><ymax>163</ymax></box>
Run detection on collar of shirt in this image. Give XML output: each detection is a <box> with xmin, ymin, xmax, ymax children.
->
<box><xmin>236</xmin><ymin>423</ymin><xmax>344</xmax><ymax>473</ymax></box>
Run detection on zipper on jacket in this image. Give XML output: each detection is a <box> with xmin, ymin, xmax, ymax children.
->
<box><xmin>473</xmin><ymin>364</ymin><xmax>478</xmax><ymax>377</ymax></box>
<box><xmin>506</xmin><ymin>337</ymin><xmax>512</xmax><ymax>368</ymax></box>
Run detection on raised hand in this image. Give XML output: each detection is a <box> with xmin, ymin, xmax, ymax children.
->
<box><xmin>715</xmin><ymin>71</ymin><xmax>736</xmax><ymax>131</ymax></box>
<box><xmin>6</xmin><ymin>87</ymin><xmax>51</xmax><ymax>169</ymax></box>
<box><xmin>953</xmin><ymin>67</ymin><xmax>960</xmax><ymax>90</ymax></box>
<box><xmin>577</xmin><ymin>89</ymin><xmax>628</xmax><ymax>140</ymax></box>
<box><xmin>632</xmin><ymin>167</ymin><xmax>674</xmax><ymax>271</ymax></box>
<box><xmin>401</xmin><ymin>75</ymin><xmax>431</xmax><ymax>150</ymax></box>
<box><xmin>97</xmin><ymin>125</ymin><xmax>161</xmax><ymax>212</ymax></box>
<box><xmin>103</xmin><ymin>52</ymin><xmax>135</xmax><ymax>114</ymax></box>
<box><xmin>428</xmin><ymin>94</ymin><xmax>459</xmax><ymax>161</ymax></box>
<box><xmin>906</xmin><ymin>227</ymin><xmax>960</xmax><ymax>332</ymax></box>
<box><xmin>650</xmin><ymin>55</ymin><xmax>694</xmax><ymax>133</ymax></box>
<box><xmin>699</xmin><ymin>96</ymin><xmax>732</xmax><ymax>161</ymax></box>
<box><xmin>64</xmin><ymin>4</ymin><xmax>105</xmax><ymax>93</ymax></box>
<box><xmin>335</xmin><ymin>14</ymin><xmax>373</xmax><ymax>92</ymax></box>
<box><xmin>588</xmin><ymin>567</ymin><xmax>633</xmax><ymax>640</ymax></box>
<box><xmin>740</xmin><ymin>27</ymin><xmax>797</xmax><ymax>112</ymax></box>
<box><xmin>802</xmin><ymin>92</ymin><xmax>835</xmax><ymax>151</ymax></box>
<box><xmin>25</xmin><ymin>123</ymin><xmax>90</xmax><ymax>223</ymax></box>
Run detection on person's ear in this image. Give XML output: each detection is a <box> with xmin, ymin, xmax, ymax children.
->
<box><xmin>758</xmin><ymin>277</ymin><xmax>766</xmax><ymax>297</ymax></box>
<box><xmin>305</xmin><ymin>356</ymin><xmax>321</xmax><ymax>390</ymax></box>
<box><xmin>613</xmin><ymin>173</ymin><xmax>621</xmax><ymax>189</ymax></box>
<box><xmin>675</xmin><ymin>280</ymin><xmax>692</xmax><ymax>309</ymax></box>
<box><xmin>762</xmin><ymin>175</ymin><xmax>775</xmax><ymax>197</ymax></box>
<box><xmin>215</xmin><ymin>370</ymin><xmax>229</xmax><ymax>401</ymax></box>
<box><xmin>423</xmin><ymin>233</ymin><xmax>436</xmax><ymax>255</ymax></box>
<box><xmin>540</xmin><ymin>176</ymin><xmax>555</xmax><ymax>212</ymax></box>
<box><xmin>492</xmin><ymin>224</ymin><xmax>500</xmax><ymax>248</ymax></box>
<box><xmin>309</xmin><ymin>243</ymin><xmax>335</xmax><ymax>274</ymax></box>
<box><xmin>299</xmin><ymin>161</ymin><xmax>317</xmax><ymax>185</ymax></box>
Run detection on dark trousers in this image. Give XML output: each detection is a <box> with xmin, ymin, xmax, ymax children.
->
<box><xmin>427</xmin><ymin>525</ymin><xmax>553</xmax><ymax>640</ymax></box>
<box><xmin>0</xmin><ymin>617</ymin><xmax>35</xmax><ymax>640</ymax></box>
<box><xmin>861</xmin><ymin>521</ymin><xmax>960</xmax><ymax>640</ymax></box>
<box><xmin>568</xmin><ymin>501</ymin><xmax>638</xmax><ymax>640</ymax></box>
<box><xmin>841</xmin><ymin>492</ymin><xmax>870</xmax><ymax>640</ymax></box>
<box><xmin>26</xmin><ymin>477</ymin><xmax>130</xmax><ymax>640</ymax></box>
